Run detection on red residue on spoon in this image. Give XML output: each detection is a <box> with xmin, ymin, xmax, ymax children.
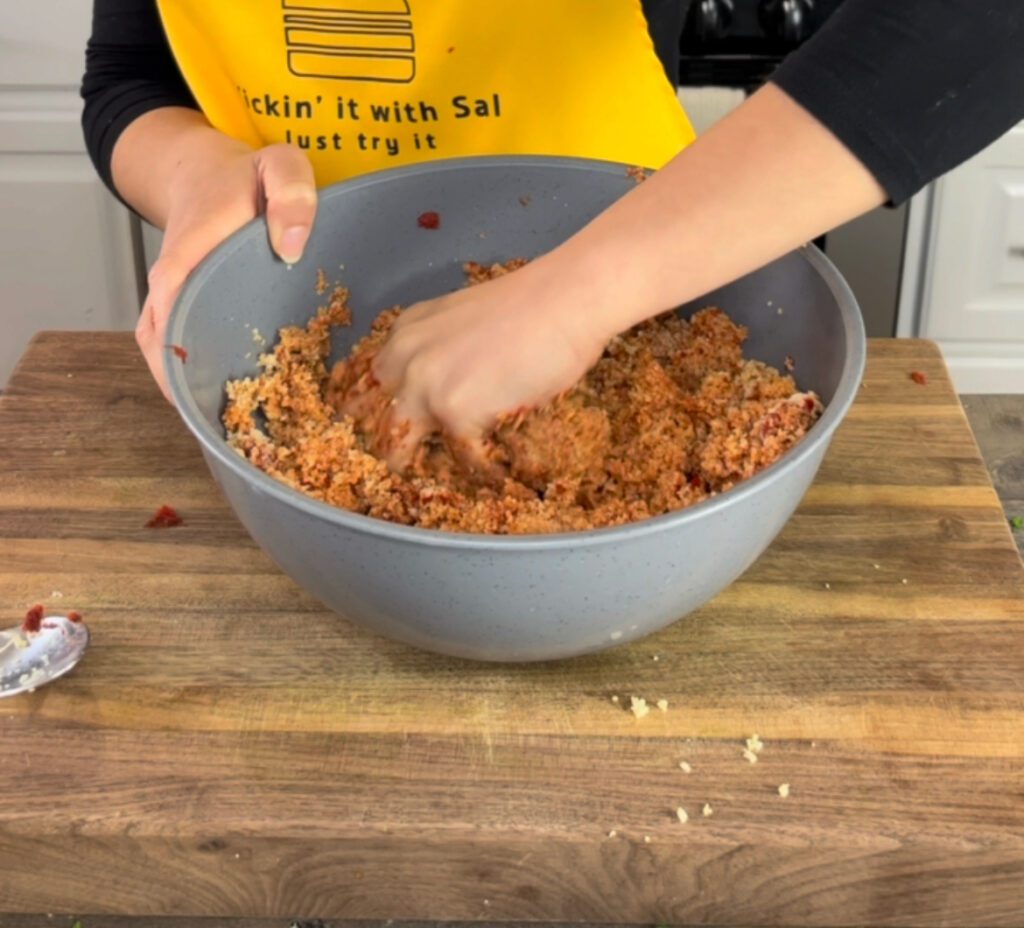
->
<box><xmin>21</xmin><ymin>604</ymin><xmax>44</xmax><ymax>634</ymax></box>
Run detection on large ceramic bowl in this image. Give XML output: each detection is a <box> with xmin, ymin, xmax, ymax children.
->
<box><xmin>167</xmin><ymin>155</ymin><xmax>865</xmax><ymax>662</ymax></box>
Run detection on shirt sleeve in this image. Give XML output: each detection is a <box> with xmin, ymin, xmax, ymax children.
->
<box><xmin>771</xmin><ymin>0</ymin><xmax>1024</xmax><ymax>204</ymax></box>
<box><xmin>80</xmin><ymin>0</ymin><xmax>199</xmax><ymax>195</ymax></box>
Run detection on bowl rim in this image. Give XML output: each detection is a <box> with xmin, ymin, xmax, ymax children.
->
<box><xmin>167</xmin><ymin>154</ymin><xmax>866</xmax><ymax>551</ymax></box>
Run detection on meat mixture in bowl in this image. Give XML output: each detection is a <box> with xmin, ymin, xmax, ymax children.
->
<box><xmin>223</xmin><ymin>261</ymin><xmax>821</xmax><ymax>534</ymax></box>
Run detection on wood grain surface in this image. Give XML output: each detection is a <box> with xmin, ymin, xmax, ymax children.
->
<box><xmin>0</xmin><ymin>334</ymin><xmax>1022</xmax><ymax>926</ymax></box>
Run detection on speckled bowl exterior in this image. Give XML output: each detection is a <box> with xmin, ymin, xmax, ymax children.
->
<box><xmin>167</xmin><ymin>156</ymin><xmax>865</xmax><ymax>662</ymax></box>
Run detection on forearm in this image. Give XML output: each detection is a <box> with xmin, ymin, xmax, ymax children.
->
<box><xmin>545</xmin><ymin>84</ymin><xmax>886</xmax><ymax>342</ymax></box>
<box><xmin>111</xmin><ymin>108</ymin><xmax>252</xmax><ymax>229</ymax></box>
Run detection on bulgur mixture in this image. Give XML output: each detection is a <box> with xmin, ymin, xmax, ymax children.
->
<box><xmin>223</xmin><ymin>261</ymin><xmax>821</xmax><ymax>534</ymax></box>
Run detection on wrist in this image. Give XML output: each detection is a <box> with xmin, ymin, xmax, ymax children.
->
<box><xmin>523</xmin><ymin>248</ymin><xmax>634</xmax><ymax>361</ymax></box>
<box><xmin>530</xmin><ymin>229</ymin><xmax>666</xmax><ymax>351</ymax></box>
<box><xmin>167</xmin><ymin>126</ymin><xmax>252</xmax><ymax>201</ymax></box>
<box><xmin>113</xmin><ymin>108</ymin><xmax>254</xmax><ymax>227</ymax></box>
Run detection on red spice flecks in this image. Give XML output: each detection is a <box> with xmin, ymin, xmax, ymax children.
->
<box><xmin>170</xmin><ymin>344</ymin><xmax>188</xmax><ymax>362</ymax></box>
<box><xmin>689</xmin><ymin>473</ymin><xmax>703</xmax><ymax>489</ymax></box>
<box><xmin>417</xmin><ymin>211</ymin><xmax>441</xmax><ymax>230</ymax></box>
<box><xmin>910</xmin><ymin>370</ymin><xmax>928</xmax><ymax>385</ymax></box>
<box><xmin>804</xmin><ymin>397</ymin><xmax>816</xmax><ymax>412</ymax></box>
<box><xmin>21</xmin><ymin>605</ymin><xmax>45</xmax><ymax>634</ymax></box>
<box><xmin>146</xmin><ymin>504</ymin><xmax>184</xmax><ymax>528</ymax></box>
<box><xmin>67</xmin><ymin>610</ymin><xmax>83</xmax><ymax>624</ymax></box>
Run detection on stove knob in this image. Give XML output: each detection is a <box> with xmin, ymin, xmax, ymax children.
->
<box><xmin>759</xmin><ymin>0</ymin><xmax>815</xmax><ymax>44</ymax></box>
<box><xmin>693</xmin><ymin>0</ymin><xmax>735</xmax><ymax>43</ymax></box>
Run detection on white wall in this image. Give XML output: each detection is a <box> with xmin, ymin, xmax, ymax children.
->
<box><xmin>0</xmin><ymin>3</ymin><xmax>139</xmax><ymax>388</ymax></box>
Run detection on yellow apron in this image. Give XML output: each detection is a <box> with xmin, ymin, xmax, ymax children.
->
<box><xmin>156</xmin><ymin>0</ymin><xmax>696</xmax><ymax>186</ymax></box>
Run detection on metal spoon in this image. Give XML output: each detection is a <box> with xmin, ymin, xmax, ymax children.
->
<box><xmin>0</xmin><ymin>616</ymin><xmax>89</xmax><ymax>698</ymax></box>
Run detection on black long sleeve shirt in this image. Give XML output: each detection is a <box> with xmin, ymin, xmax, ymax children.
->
<box><xmin>81</xmin><ymin>0</ymin><xmax>1024</xmax><ymax>205</ymax></box>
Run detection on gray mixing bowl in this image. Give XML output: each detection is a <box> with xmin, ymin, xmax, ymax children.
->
<box><xmin>167</xmin><ymin>155</ymin><xmax>865</xmax><ymax>662</ymax></box>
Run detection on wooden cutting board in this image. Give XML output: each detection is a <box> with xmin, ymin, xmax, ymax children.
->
<box><xmin>0</xmin><ymin>334</ymin><xmax>1022</xmax><ymax>926</ymax></box>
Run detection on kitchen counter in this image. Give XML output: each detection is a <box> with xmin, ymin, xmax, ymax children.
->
<box><xmin>1</xmin><ymin>334</ymin><xmax>1022</xmax><ymax>926</ymax></box>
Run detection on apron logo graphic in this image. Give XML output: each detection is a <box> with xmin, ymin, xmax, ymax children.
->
<box><xmin>282</xmin><ymin>0</ymin><xmax>415</xmax><ymax>83</ymax></box>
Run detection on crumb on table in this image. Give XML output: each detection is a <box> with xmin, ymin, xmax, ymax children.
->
<box><xmin>630</xmin><ymin>696</ymin><xmax>650</xmax><ymax>719</ymax></box>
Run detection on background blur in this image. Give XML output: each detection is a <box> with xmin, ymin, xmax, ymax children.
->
<box><xmin>2</xmin><ymin>2</ymin><xmax>1022</xmax><ymax>391</ymax></box>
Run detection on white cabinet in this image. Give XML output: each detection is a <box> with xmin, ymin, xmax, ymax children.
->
<box><xmin>0</xmin><ymin>3</ymin><xmax>140</xmax><ymax>388</ymax></box>
<box><xmin>900</xmin><ymin>124</ymin><xmax>1024</xmax><ymax>392</ymax></box>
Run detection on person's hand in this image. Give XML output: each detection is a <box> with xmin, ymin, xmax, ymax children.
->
<box><xmin>137</xmin><ymin>139</ymin><xmax>317</xmax><ymax>401</ymax></box>
<box><xmin>345</xmin><ymin>257</ymin><xmax>613</xmax><ymax>473</ymax></box>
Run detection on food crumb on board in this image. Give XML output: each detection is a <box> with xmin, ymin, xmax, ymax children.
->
<box><xmin>742</xmin><ymin>748</ymin><xmax>759</xmax><ymax>765</ymax></box>
<box><xmin>610</xmin><ymin>694</ymin><xmax>620</xmax><ymax>704</ymax></box>
<box><xmin>607</xmin><ymin>829</ymin><xmax>617</xmax><ymax>838</ymax></box>
<box><xmin>778</xmin><ymin>783</ymin><xmax>791</xmax><ymax>798</ymax></box>
<box><xmin>676</xmin><ymin>807</ymin><xmax>689</xmax><ymax>824</ymax></box>
<box><xmin>824</xmin><ymin>582</ymin><xmax>831</xmax><ymax>590</ymax></box>
<box><xmin>702</xmin><ymin>803</ymin><xmax>714</xmax><ymax>817</ymax></box>
<box><xmin>52</xmin><ymin>450</ymin><xmax>66</xmax><ymax>457</ymax></box>
<box><xmin>777</xmin><ymin>306</ymin><xmax>784</xmax><ymax>315</ymax></box>
<box><xmin>50</xmin><ymin>590</ymin><xmax>63</xmax><ymax>599</ymax></box>
<box><xmin>652</xmin><ymin>654</ymin><xmax>660</xmax><ymax>661</ymax></box>
<box><xmin>901</xmin><ymin>578</ymin><xmax>908</xmax><ymax>584</ymax></box>
<box><xmin>251</xmin><ymin>327</ymin><xmax>266</xmax><ymax>346</ymax></box>
<box><xmin>630</xmin><ymin>696</ymin><xmax>650</xmax><ymax>719</ymax></box>
<box><xmin>644</xmin><ymin>835</ymin><xmax>652</xmax><ymax>843</ymax></box>
<box><xmin>145</xmin><ymin>504</ymin><xmax>183</xmax><ymax>528</ymax></box>
<box><xmin>873</xmin><ymin>563</ymin><xmax>881</xmax><ymax>569</ymax></box>
<box><xmin>910</xmin><ymin>370</ymin><xmax>928</xmax><ymax>385</ymax></box>
<box><xmin>656</xmin><ymin>699</ymin><xmax>669</xmax><ymax>712</ymax></box>
<box><xmin>679</xmin><ymin>761</ymin><xmax>692</xmax><ymax>773</ymax></box>
<box><xmin>746</xmin><ymin>734</ymin><xmax>764</xmax><ymax>753</ymax></box>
